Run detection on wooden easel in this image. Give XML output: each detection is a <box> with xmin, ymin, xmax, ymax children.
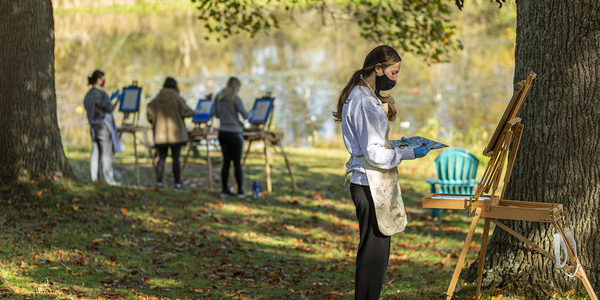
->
<box><xmin>422</xmin><ymin>73</ymin><xmax>597</xmax><ymax>300</ymax></box>
<box><xmin>242</xmin><ymin>95</ymin><xmax>298</xmax><ymax>193</ymax></box>
<box><xmin>182</xmin><ymin>116</ymin><xmax>218</xmax><ymax>191</ymax></box>
<box><xmin>116</xmin><ymin>82</ymin><xmax>155</xmax><ymax>186</ymax></box>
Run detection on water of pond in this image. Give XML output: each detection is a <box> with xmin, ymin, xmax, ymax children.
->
<box><xmin>54</xmin><ymin>6</ymin><xmax>516</xmax><ymax>149</ymax></box>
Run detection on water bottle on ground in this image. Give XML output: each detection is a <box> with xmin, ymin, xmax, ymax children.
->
<box><xmin>252</xmin><ymin>181</ymin><xmax>260</xmax><ymax>200</ymax></box>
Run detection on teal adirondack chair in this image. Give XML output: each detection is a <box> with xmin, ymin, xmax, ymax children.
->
<box><xmin>425</xmin><ymin>148</ymin><xmax>479</xmax><ymax>222</ymax></box>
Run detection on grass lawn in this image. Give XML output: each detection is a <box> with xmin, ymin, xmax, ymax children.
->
<box><xmin>0</xmin><ymin>146</ymin><xmax>591</xmax><ymax>299</ymax></box>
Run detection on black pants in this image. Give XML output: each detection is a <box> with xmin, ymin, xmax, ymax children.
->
<box><xmin>218</xmin><ymin>131</ymin><xmax>244</xmax><ymax>193</ymax></box>
<box><xmin>156</xmin><ymin>144</ymin><xmax>182</xmax><ymax>184</ymax></box>
<box><xmin>350</xmin><ymin>183</ymin><xmax>391</xmax><ymax>300</ymax></box>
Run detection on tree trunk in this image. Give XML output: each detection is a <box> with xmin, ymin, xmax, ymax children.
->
<box><xmin>467</xmin><ymin>0</ymin><xmax>600</xmax><ymax>297</ymax></box>
<box><xmin>0</xmin><ymin>0</ymin><xmax>75</xmax><ymax>184</ymax></box>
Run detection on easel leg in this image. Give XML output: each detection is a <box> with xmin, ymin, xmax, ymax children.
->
<box><xmin>555</xmin><ymin>225</ymin><xmax>598</xmax><ymax>300</ymax></box>
<box><xmin>133</xmin><ymin>132</ymin><xmax>140</xmax><ymax>186</ymax></box>
<box><xmin>206</xmin><ymin>139</ymin><xmax>213</xmax><ymax>192</ymax></box>
<box><xmin>446</xmin><ymin>208</ymin><xmax>482</xmax><ymax>300</ymax></box>
<box><xmin>275</xmin><ymin>142</ymin><xmax>298</xmax><ymax>191</ymax></box>
<box><xmin>489</xmin><ymin>219</ymin><xmax>555</xmax><ymax>260</ymax></box>
<box><xmin>242</xmin><ymin>140</ymin><xmax>253</xmax><ymax>166</ymax></box>
<box><xmin>476</xmin><ymin>218</ymin><xmax>491</xmax><ymax>299</ymax></box>
<box><xmin>264</xmin><ymin>139</ymin><xmax>272</xmax><ymax>193</ymax></box>
<box><xmin>182</xmin><ymin>138</ymin><xmax>195</xmax><ymax>172</ymax></box>
<box><xmin>577</xmin><ymin>264</ymin><xmax>598</xmax><ymax>300</ymax></box>
<box><xmin>140</xmin><ymin>131</ymin><xmax>156</xmax><ymax>170</ymax></box>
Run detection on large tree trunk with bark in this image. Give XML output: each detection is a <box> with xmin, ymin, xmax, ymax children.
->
<box><xmin>0</xmin><ymin>0</ymin><xmax>75</xmax><ymax>184</ymax></box>
<box><xmin>467</xmin><ymin>0</ymin><xmax>600</xmax><ymax>298</ymax></box>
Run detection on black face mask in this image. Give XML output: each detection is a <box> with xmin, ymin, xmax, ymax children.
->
<box><xmin>375</xmin><ymin>73</ymin><xmax>396</xmax><ymax>91</ymax></box>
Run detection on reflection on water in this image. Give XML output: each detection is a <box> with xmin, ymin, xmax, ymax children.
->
<box><xmin>54</xmin><ymin>2</ymin><xmax>516</xmax><ymax>150</ymax></box>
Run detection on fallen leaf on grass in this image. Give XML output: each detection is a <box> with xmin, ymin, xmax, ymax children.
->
<box><xmin>148</xmin><ymin>186</ymin><xmax>162</xmax><ymax>192</ymax></box>
<box><xmin>314</xmin><ymin>192</ymin><xmax>323</xmax><ymax>200</ymax></box>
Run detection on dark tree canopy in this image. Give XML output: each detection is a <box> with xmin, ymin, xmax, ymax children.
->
<box><xmin>193</xmin><ymin>0</ymin><xmax>467</xmax><ymax>63</ymax></box>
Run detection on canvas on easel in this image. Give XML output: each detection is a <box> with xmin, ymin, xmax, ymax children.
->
<box><xmin>119</xmin><ymin>86</ymin><xmax>142</xmax><ymax>113</ymax></box>
<box><xmin>248</xmin><ymin>97</ymin><xmax>274</xmax><ymax>126</ymax></box>
<box><xmin>115</xmin><ymin>81</ymin><xmax>154</xmax><ymax>185</ymax></box>
<box><xmin>192</xmin><ymin>98</ymin><xmax>214</xmax><ymax>123</ymax></box>
<box><xmin>421</xmin><ymin>72</ymin><xmax>597</xmax><ymax>300</ymax></box>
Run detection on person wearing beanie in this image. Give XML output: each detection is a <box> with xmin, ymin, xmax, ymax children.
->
<box><xmin>147</xmin><ymin>77</ymin><xmax>194</xmax><ymax>189</ymax></box>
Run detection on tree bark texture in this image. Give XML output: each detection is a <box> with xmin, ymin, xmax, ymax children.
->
<box><xmin>0</xmin><ymin>0</ymin><xmax>75</xmax><ymax>184</ymax></box>
<box><xmin>467</xmin><ymin>0</ymin><xmax>600</xmax><ymax>297</ymax></box>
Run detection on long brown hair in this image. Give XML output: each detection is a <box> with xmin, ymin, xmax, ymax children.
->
<box><xmin>332</xmin><ymin>45</ymin><xmax>401</xmax><ymax>123</ymax></box>
<box><xmin>215</xmin><ymin>77</ymin><xmax>241</xmax><ymax>102</ymax></box>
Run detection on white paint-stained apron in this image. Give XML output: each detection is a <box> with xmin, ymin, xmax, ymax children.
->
<box><xmin>360</xmin><ymin>101</ymin><xmax>407</xmax><ymax>236</ymax></box>
<box><xmin>359</xmin><ymin>137</ymin><xmax>407</xmax><ymax>235</ymax></box>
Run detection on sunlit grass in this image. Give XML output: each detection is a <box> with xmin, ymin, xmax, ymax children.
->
<box><xmin>0</xmin><ymin>146</ymin><xmax>591</xmax><ymax>299</ymax></box>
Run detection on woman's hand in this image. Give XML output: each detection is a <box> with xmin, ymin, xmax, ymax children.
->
<box><xmin>414</xmin><ymin>141</ymin><xmax>432</xmax><ymax>158</ymax></box>
<box><xmin>110</xmin><ymin>90</ymin><xmax>120</xmax><ymax>101</ymax></box>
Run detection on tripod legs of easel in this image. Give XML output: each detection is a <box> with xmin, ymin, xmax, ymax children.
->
<box><xmin>444</xmin><ymin>214</ymin><xmax>598</xmax><ymax>300</ymax></box>
<box><xmin>446</xmin><ymin>208</ymin><xmax>482</xmax><ymax>300</ymax></box>
<box><xmin>118</xmin><ymin>129</ymin><xmax>155</xmax><ymax>186</ymax></box>
<box><xmin>271</xmin><ymin>140</ymin><xmax>298</xmax><ymax>192</ymax></box>
<box><xmin>242</xmin><ymin>135</ymin><xmax>298</xmax><ymax>193</ymax></box>
<box><xmin>476</xmin><ymin>218</ymin><xmax>491</xmax><ymax>299</ymax></box>
<box><xmin>182</xmin><ymin>136</ymin><xmax>214</xmax><ymax>191</ymax></box>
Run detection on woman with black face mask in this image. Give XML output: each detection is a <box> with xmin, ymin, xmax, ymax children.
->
<box><xmin>332</xmin><ymin>45</ymin><xmax>432</xmax><ymax>300</ymax></box>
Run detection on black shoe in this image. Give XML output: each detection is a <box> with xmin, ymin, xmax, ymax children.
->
<box><xmin>220</xmin><ymin>190</ymin><xmax>234</xmax><ymax>198</ymax></box>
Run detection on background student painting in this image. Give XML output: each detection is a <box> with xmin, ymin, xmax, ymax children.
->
<box><xmin>333</xmin><ymin>45</ymin><xmax>432</xmax><ymax>299</ymax></box>
<box><xmin>83</xmin><ymin>69</ymin><xmax>121</xmax><ymax>186</ymax></box>
<box><xmin>213</xmin><ymin>77</ymin><xmax>253</xmax><ymax>198</ymax></box>
<box><xmin>147</xmin><ymin>77</ymin><xmax>194</xmax><ymax>189</ymax></box>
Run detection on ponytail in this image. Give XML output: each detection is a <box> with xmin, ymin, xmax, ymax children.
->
<box><xmin>88</xmin><ymin>69</ymin><xmax>105</xmax><ymax>85</ymax></box>
<box><xmin>332</xmin><ymin>69</ymin><xmax>363</xmax><ymax>123</ymax></box>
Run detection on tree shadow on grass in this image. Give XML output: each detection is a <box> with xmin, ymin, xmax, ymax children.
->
<box><xmin>0</xmin><ymin>148</ymin><xmax>490</xmax><ymax>299</ymax></box>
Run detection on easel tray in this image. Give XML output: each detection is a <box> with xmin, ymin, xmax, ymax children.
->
<box><xmin>422</xmin><ymin>193</ymin><xmax>563</xmax><ymax>223</ymax></box>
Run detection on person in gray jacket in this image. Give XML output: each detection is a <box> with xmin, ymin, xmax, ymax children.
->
<box><xmin>214</xmin><ymin>77</ymin><xmax>253</xmax><ymax>197</ymax></box>
<box><xmin>83</xmin><ymin>70</ymin><xmax>120</xmax><ymax>186</ymax></box>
